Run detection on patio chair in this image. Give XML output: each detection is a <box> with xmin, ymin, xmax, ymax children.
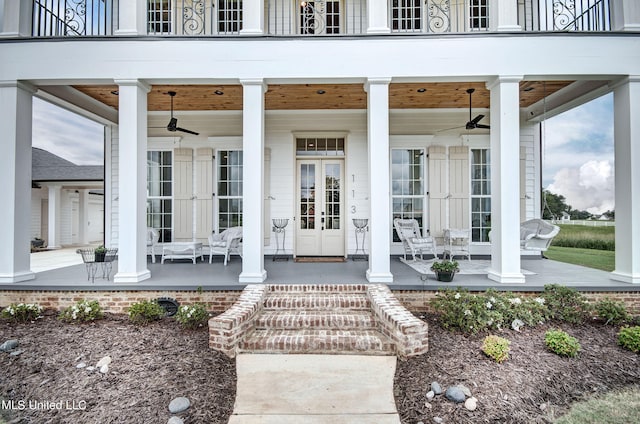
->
<box><xmin>208</xmin><ymin>226</ymin><xmax>243</xmax><ymax>266</ymax></box>
<box><xmin>393</xmin><ymin>218</ymin><xmax>437</xmax><ymax>261</ymax></box>
<box><xmin>520</xmin><ymin>219</ymin><xmax>560</xmax><ymax>252</ymax></box>
<box><xmin>147</xmin><ymin>227</ymin><xmax>159</xmax><ymax>263</ymax></box>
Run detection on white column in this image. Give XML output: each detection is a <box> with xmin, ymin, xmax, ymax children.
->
<box><xmin>239</xmin><ymin>79</ymin><xmax>267</xmax><ymax>283</ymax></box>
<box><xmin>0</xmin><ymin>81</ymin><xmax>35</xmax><ymax>282</ymax></box>
<box><xmin>240</xmin><ymin>0</ymin><xmax>264</xmax><ymax>35</ymax></box>
<box><xmin>114</xmin><ymin>0</ymin><xmax>147</xmax><ymax>35</ymax></box>
<box><xmin>0</xmin><ymin>0</ymin><xmax>31</xmax><ymax>37</ymax></box>
<box><xmin>78</xmin><ymin>189</ymin><xmax>90</xmax><ymax>245</ymax></box>
<box><xmin>490</xmin><ymin>0</ymin><xmax>521</xmax><ymax>31</ymax></box>
<box><xmin>367</xmin><ymin>0</ymin><xmax>390</xmax><ymax>34</ymax></box>
<box><xmin>47</xmin><ymin>186</ymin><xmax>62</xmax><ymax>249</ymax></box>
<box><xmin>611</xmin><ymin>76</ymin><xmax>640</xmax><ymax>284</ymax></box>
<box><xmin>114</xmin><ymin>80</ymin><xmax>151</xmax><ymax>283</ymax></box>
<box><xmin>486</xmin><ymin>76</ymin><xmax>525</xmax><ymax>284</ymax></box>
<box><xmin>611</xmin><ymin>0</ymin><xmax>640</xmax><ymax>31</ymax></box>
<box><xmin>365</xmin><ymin>78</ymin><xmax>393</xmax><ymax>283</ymax></box>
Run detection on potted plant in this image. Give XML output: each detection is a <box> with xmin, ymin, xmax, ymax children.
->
<box><xmin>94</xmin><ymin>245</ymin><xmax>107</xmax><ymax>262</ymax></box>
<box><xmin>431</xmin><ymin>259</ymin><xmax>459</xmax><ymax>282</ymax></box>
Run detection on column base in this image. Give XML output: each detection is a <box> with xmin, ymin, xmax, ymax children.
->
<box><xmin>0</xmin><ymin>270</ymin><xmax>36</xmax><ymax>283</ymax></box>
<box><xmin>239</xmin><ymin>270</ymin><xmax>267</xmax><ymax>283</ymax></box>
<box><xmin>239</xmin><ymin>29</ymin><xmax>264</xmax><ymax>35</ymax></box>
<box><xmin>366</xmin><ymin>27</ymin><xmax>391</xmax><ymax>34</ymax></box>
<box><xmin>610</xmin><ymin>271</ymin><xmax>640</xmax><ymax>284</ymax></box>
<box><xmin>114</xmin><ymin>270</ymin><xmax>151</xmax><ymax>283</ymax></box>
<box><xmin>487</xmin><ymin>270</ymin><xmax>526</xmax><ymax>284</ymax></box>
<box><xmin>366</xmin><ymin>269</ymin><xmax>394</xmax><ymax>283</ymax></box>
<box><xmin>496</xmin><ymin>25</ymin><xmax>522</xmax><ymax>31</ymax></box>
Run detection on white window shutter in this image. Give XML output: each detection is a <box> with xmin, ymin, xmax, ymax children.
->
<box><xmin>195</xmin><ymin>148</ymin><xmax>213</xmax><ymax>242</ymax></box>
<box><xmin>449</xmin><ymin>145</ymin><xmax>470</xmax><ymax>230</ymax></box>
<box><xmin>174</xmin><ymin>148</ymin><xmax>193</xmax><ymax>241</ymax></box>
<box><xmin>428</xmin><ymin>145</ymin><xmax>447</xmax><ymax>243</ymax></box>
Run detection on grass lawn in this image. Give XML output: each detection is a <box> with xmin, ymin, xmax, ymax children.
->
<box><xmin>554</xmin><ymin>386</ymin><xmax>640</xmax><ymax>424</ymax></box>
<box><xmin>545</xmin><ymin>246</ymin><xmax>615</xmax><ymax>272</ymax></box>
<box><xmin>553</xmin><ymin>224</ymin><xmax>615</xmax><ymax>251</ymax></box>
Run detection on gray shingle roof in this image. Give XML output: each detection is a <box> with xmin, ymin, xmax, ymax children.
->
<box><xmin>32</xmin><ymin>148</ymin><xmax>104</xmax><ymax>182</ymax></box>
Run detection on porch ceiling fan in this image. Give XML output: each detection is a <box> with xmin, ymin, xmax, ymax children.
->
<box><xmin>158</xmin><ymin>91</ymin><xmax>199</xmax><ymax>135</ymax></box>
<box><xmin>437</xmin><ymin>88</ymin><xmax>490</xmax><ymax>132</ymax></box>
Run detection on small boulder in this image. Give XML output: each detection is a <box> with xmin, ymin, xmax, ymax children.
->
<box><xmin>169</xmin><ymin>397</ymin><xmax>190</xmax><ymax>413</ymax></box>
<box><xmin>0</xmin><ymin>340</ymin><xmax>19</xmax><ymax>352</ymax></box>
<box><xmin>9</xmin><ymin>350</ymin><xmax>24</xmax><ymax>356</ymax></box>
<box><xmin>464</xmin><ymin>397</ymin><xmax>477</xmax><ymax>411</ymax></box>
<box><xmin>100</xmin><ymin>364</ymin><xmax>109</xmax><ymax>374</ymax></box>
<box><xmin>457</xmin><ymin>384</ymin><xmax>472</xmax><ymax>398</ymax></box>
<box><xmin>76</xmin><ymin>362</ymin><xmax>87</xmax><ymax>369</ymax></box>
<box><xmin>426</xmin><ymin>390</ymin><xmax>435</xmax><ymax>401</ymax></box>
<box><xmin>96</xmin><ymin>356</ymin><xmax>112</xmax><ymax>368</ymax></box>
<box><xmin>431</xmin><ymin>381</ymin><xmax>443</xmax><ymax>395</ymax></box>
<box><xmin>433</xmin><ymin>417</ymin><xmax>443</xmax><ymax>424</ymax></box>
<box><xmin>167</xmin><ymin>417</ymin><xmax>184</xmax><ymax>424</ymax></box>
<box><xmin>444</xmin><ymin>386</ymin><xmax>466</xmax><ymax>403</ymax></box>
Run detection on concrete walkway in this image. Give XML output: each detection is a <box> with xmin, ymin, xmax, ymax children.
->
<box><xmin>228</xmin><ymin>354</ymin><xmax>401</xmax><ymax>424</ymax></box>
<box><xmin>30</xmin><ymin>246</ymin><xmax>96</xmax><ymax>273</ymax></box>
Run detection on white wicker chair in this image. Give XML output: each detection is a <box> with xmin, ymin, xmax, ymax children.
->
<box><xmin>393</xmin><ymin>218</ymin><xmax>437</xmax><ymax>261</ymax></box>
<box><xmin>208</xmin><ymin>226</ymin><xmax>243</xmax><ymax>265</ymax></box>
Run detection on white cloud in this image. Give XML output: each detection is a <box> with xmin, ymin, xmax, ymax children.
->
<box><xmin>32</xmin><ymin>98</ymin><xmax>104</xmax><ymax>165</ymax></box>
<box><xmin>547</xmin><ymin>160</ymin><xmax>614</xmax><ymax>214</ymax></box>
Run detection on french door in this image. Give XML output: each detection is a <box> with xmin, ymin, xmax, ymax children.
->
<box><xmin>296</xmin><ymin>159</ymin><xmax>345</xmax><ymax>256</ymax></box>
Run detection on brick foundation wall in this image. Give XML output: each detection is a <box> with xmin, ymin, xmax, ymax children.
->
<box><xmin>1</xmin><ymin>288</ymin><xmax>639</xmax><ymax>316</ymax></box>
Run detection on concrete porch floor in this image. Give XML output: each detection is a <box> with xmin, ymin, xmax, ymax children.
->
<box><xmin>1</xmin><ymin>246</ymin><xmax>636</xmax><ymax>292</ymax></box>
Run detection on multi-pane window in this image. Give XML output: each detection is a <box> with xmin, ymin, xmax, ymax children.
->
<box><xmin>148</xmin><ymin>0</ymin><xmax>172</xmax><ymax>34</ymax></box>
<box><xmin>218</xmin><ymin>0</ymin><xmax>243</xmax><ymax>34</ymax></box>
<box><xmin>471</xmin><ymin>149</ymin><xmax>491</xmax><ymax>242</ymax></box>
<box><xmin>391</xmin><ymin>0</ymin><xmax>421</xmax><ymax>32</ymax></box>
<box><xmin>299</xmin><ymin>163</ymin><xmax>316</xmax><ymax>230</ymax></box>
<box><xmin>391</xmin><ymin>149</ymin><xmax>425</xmax><ymax>242</ymax></box>
<box><xmin>469</xmin><ymin>0</ymin><xmax>489</xmax><ymax>30</ymax></box>
<box><xmin>324</xmin><ymin>163</ymin><xmax>341</xmax><ymax>230</ymax></box>
<box><xmin>296</xmin><ymin>138</ymin><xmax>345</xmax><ymax>156</ymax></box>
<box><xmin>147</xmin><ymin>151</ymin><xmax>173</xmax><ymax>243</ymax></box>
<box><xmin>217</xmin><ymin>150</ymin><xmax>243</xmax><ymax>231</ymax></box>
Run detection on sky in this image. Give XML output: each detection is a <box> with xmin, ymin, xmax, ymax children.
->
<box><xmin>32</xmin><ymin>92</ymin><xmax>615</xmax><ymax>215</ymax></box>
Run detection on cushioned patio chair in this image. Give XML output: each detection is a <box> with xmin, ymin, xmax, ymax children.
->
<box><xmin>147</xmin><ymin>227</ymin><xmax>159</xmax><ymax>263</ymax></box>
<box><xmin>393</xmin><ymin>218</ymin><xmax>437</xmax><ymax>261</ymax></box>
<box><xmin>520</xmin><ymin>219</ymin><xmax>560</xmax><ymax>252</ymax></box>
<box><xmin>208</xmin><ymin>226</ymin><xmax>243</xmax><ymax>265</ymax></box>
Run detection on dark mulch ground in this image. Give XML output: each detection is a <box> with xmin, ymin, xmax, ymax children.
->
<box><xmin>1</xmin><ymin>312</ymin><xmax>638</xmax><ymax>424</ymax></box>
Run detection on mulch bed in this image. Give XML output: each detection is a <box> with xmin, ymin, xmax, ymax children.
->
<box><xmin>1</xmin><ymin>312</ymin><xmax>639</xmax><ymax>424</ymax></box>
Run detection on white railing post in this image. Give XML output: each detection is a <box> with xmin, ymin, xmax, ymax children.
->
<box><xmin>115</xmin><ymin>0</ymin><xmax>147</xmax><ymax>35</ymax></box>
<box><xmin>367</xmin><ymin>0</ymin><xmax>390</xmax><ymax>34</ymax></box>
<box><xmin>611</xmin><ymin>0</ymin><xmax>640</xmax><ymax>31</ymax></box>
<box><xmin>490</xmin><ymin>0</ymin><xmax>521</xmax><ymax>31</ymax></box>
<box><xmin>241</xmin><ymin>0</ymin><xmax>265</xmax><ymax>35</ymax></box>
<box><xmin>0</xmin><ymin>0</ymin><xmax>32</xmax><ymax>37</ymax></box>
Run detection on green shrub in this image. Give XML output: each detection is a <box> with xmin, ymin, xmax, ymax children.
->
<box><xmin>542</xmin><ymin>284</ymin><xmax>590</xmax><ymax>324</ymax></box>
<box><xmin>481</xmin><ymin>335</ymin><xmax>511</xmax><ymax>363</ymax></box>
<box><xmin>595</xmin><ymin>298</ymin><xmax>630</xmax><ymax>325</ymax></box>
<box><xmin>431</xmin><ymin>289</ymin><xmax>504</xmax><ymax>334</ymax></box>
<box><xmin>545</xmin><ymin>329</ymin><xmax>581</xmax><ymax>357</ymax></box>
<box><xmin>487</xmin><ymin>289</ymin><xmax>547</xmax><ymax>328</ymax></box>
<box><xmin>1</xmin><ymin>303</ymin><xmax>43</xmax><ymax>322</ymax></box>
<box><xmin>175</xmin><ymin>303</ymin><xmax>210</xmax><ymax>329</ymax></box>
<box><xmin>128</xmin><ymin>300</ymin><xmax>165</xmax><ymax>325</ymax></box>
<box><xmin>59</xmin><ymin>300</ymin><xmax>103</xmax><ymax>322</ymax></box>
<box><xmin>617</xmin><ymin>326</ymin><xmax>640</xmax><ymax>353</ymax></box>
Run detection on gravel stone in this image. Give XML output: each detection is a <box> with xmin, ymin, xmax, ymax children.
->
<box><xmin>167</xmin><ymin>417</ymin><xmax>184</xmax><ymax>424</ymax></box>
<box><xmin>444</xmin><ymin>386</ymin><xmax>466</xmax><ymax>403</ymax></box>
<box><xmin>168</xmin><ymin>397</ymin><xmax>190</xmax><ymax>413</ymax></box>
<box><xmin>0</xmin><ymin>339</ymin><xmax>19</xmax><ymax>352</ymax></box>
<box><xmin>431</xmin><ymin>381</ymin><xmax>443</xmax><ymax>395</ymax></box>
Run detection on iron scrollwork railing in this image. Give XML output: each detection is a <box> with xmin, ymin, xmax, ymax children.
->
<box><xmin>519</xmin><ymin>0</ymin><xmax>611</xmax><ymax>32</ymax></box>
<box><xmin>426</xmin><ymin>0</ymin><xmax>451</xmax><ymax>33</ymax></box>
<box><xmin>147</xmin><ymin>0</ymin><xmax>240</xmax><ymax>36</ymax></box>
<box><xmin>32</xmin><ymin>0</ymin><xmax>115</xmax><ymax>37</ymax></box>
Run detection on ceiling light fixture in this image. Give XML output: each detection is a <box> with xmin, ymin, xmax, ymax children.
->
<box><xmin>316</xmin><ymin>90</ymin><xmax>326</xmax><ymax>95</ymax></box>
<box><xmin>417</xmin><ymin>88</ymin><xmax>426</xmax><ymax>93</ymax></box>
<box><xmin>523</xmin><ymin>87</ymin><xmax>535</xmax><ymax>92</ymax></box>
<box><xmin>110</xmin><ymin>90</ymin><xmax>119</xmax><ymax>95</ymax></box>
<box><xmin>214</xmin><ymin>90</ymin><xmax>224</xmax><ymax>95</ymax></box>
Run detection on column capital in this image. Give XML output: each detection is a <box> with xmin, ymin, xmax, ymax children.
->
<box><xmin>610</xmin><ymin>75</ymin><xmax>640</xmax><ymax>90</ymax></box>
<box><xmin>486</xmin><ymin>76</ymin><xmax>523</xmax><ymax>90</ymax></box>
<box><xmin>240</xmin><ymin>78</ymin><xmax>268</xmax><ymax>92</ymax></box>
<box><xmin>0</xmin><ymin>80</ymin><xmax>37</xmax><ymax>94</ymax></box>
<box><xmin>114</xmin><ymin>79</ymin><xmax>151</xmax><ymax>93</ymax></box>
<box><xmin>364</xmin><ymin>78</ymin><xmax>392</xmax><ymax>92</ymax></box>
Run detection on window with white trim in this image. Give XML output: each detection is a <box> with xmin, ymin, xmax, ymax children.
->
<box><xmin>218</xmin><ymin>0</ymin><xmax>243</xmax><ymax>34</ymax></box>
<box><xmin>471</xmin><ymin>148</ymin><xmax>491</xmax><ymax>242</ymax></box>
<box><xmin>469</xmin><ymin>0</ymin><xmax>489</xmax><ymax>30</ymax></box>
<box><xmin>147</xmin><ymin>151</ymin><xmax>173</xmax><ymax>243</ymax></box>
<box><xmin>217</xmin><ymin>150</ymin><xmax>243</xmax><ymax>231</ymax></box>
<box><xmin>391</xmin><ymin>149</ymin><xmax>426</xmax><ymax>242</ymax></box>
<box><xmin>299</xmin><ymin>1</ymin><xmax>341</xmax><ymax>35</ymax></box>
<box><xmin>148</xmin><ymin>0</ymin><xmax>172</xmax><ymax>34</ymax></box>
<box><xmin>390</xmin><ymin>0</ymin><xmax>421</xmax><ymax>32</ymax></box>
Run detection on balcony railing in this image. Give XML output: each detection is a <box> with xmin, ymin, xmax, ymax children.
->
<box><xmin>29</xmin><ymin>0</ymin><xmax>613</xmax><ymax>38</ymax></box>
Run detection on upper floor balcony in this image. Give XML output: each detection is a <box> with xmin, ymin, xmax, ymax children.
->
<box><xmin>5</xmin><ymin>0</ymin><xmax>634</xmax><ymax>39</ymax></box>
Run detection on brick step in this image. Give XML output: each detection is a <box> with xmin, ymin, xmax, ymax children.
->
<box><xmin>238</xmin><ymin>329</ymin><xmax>394</xmax><ymax>355</ymax></box>
<box><xmin>254</xmin><ymin>310</ymin><xmax>378</xmax><ymax>330</ymax></box>
<box><xmin>267</xmin><ymin>284</ymin><xmax>368</xmax><ymax>294</ymax></box>
<box><xmin>262</xmin><ymin>293</ymin><xmax>371</xmax><ymax>310</ymax></box>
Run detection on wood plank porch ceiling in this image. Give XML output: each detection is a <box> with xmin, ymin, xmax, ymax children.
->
<box><xmin>74</xmin><ymin>81</ymin><xmax>572</xmax><ymax>111</ymax></box>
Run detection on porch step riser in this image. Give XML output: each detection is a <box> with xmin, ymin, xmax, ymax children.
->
<box><xmin>254</xmin><ymin>311</ymin><xmax>377</xmax><ymax>330</ymax></box>
<box><xmin>262</xmin><ymin>294</ymin><xmax>370</xmax><ymax>310</ymax></box>
<box><xmin>239</xmin><ymin>330</ymin><xmax>394</xmax><ymax>355</ymax></box>
<box><xmin>266</xmin><ymin>284</ymin><xmax>369</xmax><ymax>294</ymax></box>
